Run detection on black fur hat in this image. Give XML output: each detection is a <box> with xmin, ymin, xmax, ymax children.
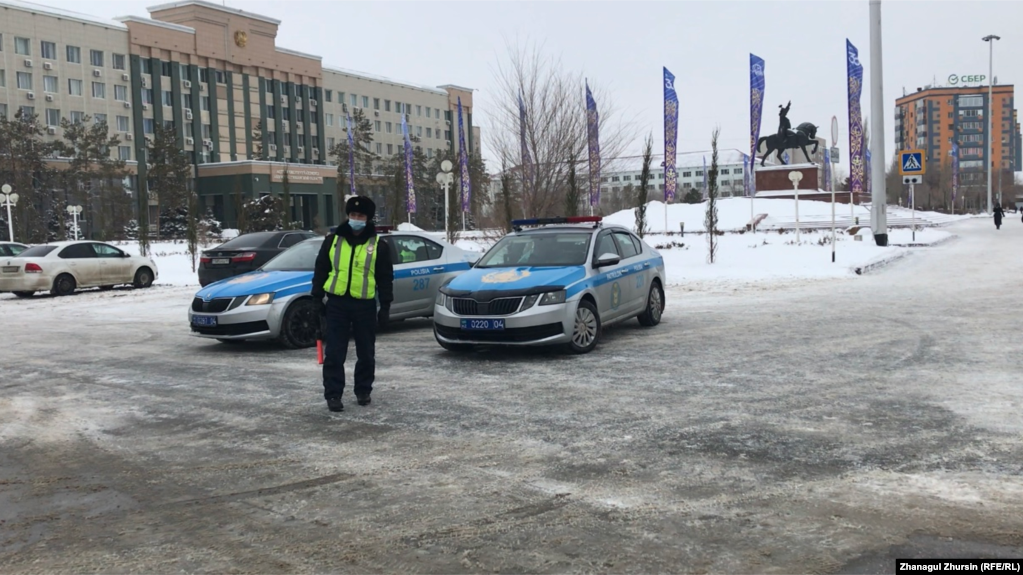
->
<box><xmin>345</xmin><ymin>196</ymin><xmax>376</xmax><ymax>220</ymax></box>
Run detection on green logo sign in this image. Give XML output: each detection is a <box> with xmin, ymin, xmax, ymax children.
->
<box><xmin>948</xmin><ymin>74</ymin><xmax>987</xmax><ymax>86</ymax></box>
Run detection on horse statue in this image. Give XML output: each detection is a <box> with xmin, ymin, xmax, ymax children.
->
<box><xmin>756</xmin><ymin>122</ymin><xmax>820</xmax><ymax>166</ymax></box>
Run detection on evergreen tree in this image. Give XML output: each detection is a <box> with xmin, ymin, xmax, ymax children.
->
<box><xmin>500</xmin><ymin>159</ymin><xmax>515</xmax><ymax>232</ymax></box>
<box><xmin>705</xmin><ymin>128</ymin><xmax>721</xmax><ymax>264</ymax></box>
<box><xmin>565</xmin><ymin>152</ymin><xmax>581</xmax><ymax>217</ymax></box>
<box><xmin>330</xmin><ymin>108</ymin><xmax>377</xmax><ymax>198</ymax></box>
<box><xmin>242</xmin><ymin>195</ymin><xmax>284</xmax><ymax>232</ymax></box>
<box><xmin>683</xmin><ymin>187</ymin><xmax>703</xmax><ymax>204</ymax></box>
<box><xmin>55</xmin><ymin>115</ymin><xmax>128</xmax><ymax>240</ymax></box>
<box><xmin>281</xmin><ymin>165</ymin><xmax>293</xmax><ymax>230</ymax></box>
<box><xmin>0</xmin><ymin>109</ymin><xmax>57</xmax><ymax>242</ymax></box>
<box><xmin>636</xmin><ymin>135</ymin><xmax>653</xmax><ymax>238</ymax></box>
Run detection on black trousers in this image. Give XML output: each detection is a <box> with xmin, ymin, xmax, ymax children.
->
<box><xmin>322</xmin><ymin>295</ymin><xmax>377</xmax><ymax>400</ymax></box>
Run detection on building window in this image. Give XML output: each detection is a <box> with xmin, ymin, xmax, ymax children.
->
<box><xmin>444</xmin><ymin>130</ymin><xmax>451</xmax><ymax>140</ymax></box>
<box><xmin>325</xmin><ymin>90</ymin><xmax>332</xmax><ymax>102</ymax></box>
<box><xmin>611</xmin><ymin>176</ymin><xmax>620</xmax><ymax>182</ymax></box>
<box><xmin>66</xmin><ymin>46</ymin><xmax>81</xmax><ymax>63</ymax></box>
<box><xmin>427</xmin><ymin>148</ymin><xmax>433</xmax><ymax>158</ymax></box>
<box><xmin>682</xmin><ymin>171</ymin><xmax>692</xmax><ymax>177</ymax></box>
<box><xmin>111</xmin><ymin>54</ymin><xmax>126</xmax><ymax>71</ymax></box>
<box><xmin>90</xmin><ymin>50</ymin><xmax>104</xmax><ymax>67</ymax></box>
<box><xmin>417</xmin><ymin>126</ymin><xmax>422</xmax><ymax>137</ymax></box>
<box><xmin>215</xmin><ymin>70</ymin><xmax>225</xmax><ymax>84</ymax></box>
<box><xmin>436</xmin><ymin>109</ymin><xmax>441</xmax><ymax>119</ymax></box>
<box><xmin>325</xmin><ymin>113</ymin><xmax>333</xmax><ymax>126</ymax></box>
<box><xmin>15</xmin><ymin>37</ymin><xmax>30</xmax><ymax>55</ymax></box>
<box><xmin>198</xmin><ymin>69</ymin><xmax>208</xmax><ymax>83</ymax></box>
<box><xmin>118</xmin><ymin>146</ymin><xmax>131</xmax><ymax>161</ymax></box>
<box><xmin>326</xmin><ymin>137</ymin><xmax>335</xmax><ymax>149</ymax></box>
<box><xmin>376</xmin><ymin>143</ymin><xmax>382</xmax><ymax>154</ymax></box>
<box><xmin>417</xmin><ymin>105</ymin><xmax>422</xmax><ymax>116</ymax></box>
<box><xmin>43</xmin><ymin>75</ymin><xmax>58</xmax><ymax>93</ymax></box>
<box><xmin>623</xmin><ymin>175</ymin><xmax>632</xmax><ymax>181</ymax></box>
<box><xmin>426</xmin><ymin>107</ymin><xmax>431</xmax><ymax>118</ymax></box>
<box><xmin>70</xmin><ymin>111</ymin><xmax>84</xmax><ymax>124</ymax></box>
<box><xmin>182</xmin><ymin>93</ymin><xmax>193</xmax><ymax>109</ymax></box>
<box><xmin>202</xmin><ymin>124</ymin><xmax>211</xmax><ymax>139</ymax></box>
<box><xmin>958</xmin><ymin>95</ymin><xmax>983</xmax><ymax>107</ymax></box>
<box><xmin>384</xmin><ymin>100</ymin><xmax>391</xmax><ymax>112</ymax></box>
<box><xmin>386</xmin><ymin>122</ymin><xmax>392</xmax><ymax>134</ymax></box>
<box><xmin>143</xmin><ymin>118</ymin><xmax>154</xmax><ymax>134</ymax></box>
<box><xmin>140</xmin><ymin>88</ymin><xmax>152</xmax><ymax>104</ymax></box>
<box><xmin>94</xmin><ymin>113</ymin><xmax>106</xmax><ymax>125</ymax></box>
<box><xmin>1</xmin><ymin>104</ymin><xmax>9</xmax><ymax>119</ymax></box>
<box><xmin>387</xmin><ymin>144</ymin><xmax>393</xmax><ymax>155</ymax></box>
<box><xmin>45</xmin><ymin>108</ymin><xmax>60</xmax><ymax>126</ymax></box>
<box><xmin>201</xmin><ymin>96</ymin><xmax>210</xmax><ymax>111</ymax></box>
<box><xmin>16</xmin><ymin>71</ymin><xmax>32</xmax><ymax>90</ymax></box>
<box><xmin>374</xmin><ymin>98</ymin><xmax>380</xmax><ymax>110</ymax></box>
<box><xmin>40</xmin><ymin>41</ymin><xmax>56</xmax><ymax>60</ymax></box>
<box><xmin>375</xmin><ymin>120</ymin><xmax>381</xmax><ymax>132</ymax></box>
<box><xmin>350</xmin><ymin>94</ymin><xmax>357</xmax><ymax>107</ymax></box>
<box><xmin>157</xmin><ymin>89</ymin><xmax>170</xmax><ymax>107</ymax></box>
<box><xmin>116</xmin><ymin>115</ymin><xmax>129</xmax><ymax>131</ymax></box>
<box><xmin>720</xmin><ymin>169</ymin><xmax>730</xmax><ymax>175</ymax></box>
<box><xmin>426</xmin><ymin>127</ymin><xmax>432</xmax><ymax>138</ymax></box>
<box><xmin>282</xmin><ymin>107</ymin><xmax>291</xmax><ymax>122</ymax></box>
<box><xmin>179</xmin><ymin>65</ymin><xmax>188</xmax><ymax>80</ymax></box>
<box><xmin>92</xmin><ymin>82</ymin><xmax>106</xmax><ymax>99</ymax></box>
<box><xmin>0</xmin><ymin>70</ymin><xmax>6</xmax><ymax>88</ymax></box>
<box><xmin>362</xmin><ymin>96</ymin><xmax>369</xmax><ymax>108</ymax></box>
<box><xmin>19</xmin><ymin>106</ymin><xmax>35</xmax><ymax>118</ymax></box>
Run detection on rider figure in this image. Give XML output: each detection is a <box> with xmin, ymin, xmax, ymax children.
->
<box><xmin>777</xmin><ymin>101</ymin><xmax>792</xmax><ymax>148</ymax></box>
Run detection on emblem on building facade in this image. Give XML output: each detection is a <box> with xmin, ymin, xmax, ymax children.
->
<box><xmin>234</xmin><ymin>30</ymin><xmax>248</xmax><ymax>48</ymax></box>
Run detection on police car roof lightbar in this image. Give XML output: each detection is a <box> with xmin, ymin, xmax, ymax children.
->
<box><xmin>510</xmin><ymin>216</ymin><xmax>602</xmax><ymax>228</ymax></box>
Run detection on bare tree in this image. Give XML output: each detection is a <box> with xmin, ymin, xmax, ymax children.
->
<box><xmin>488</xmin><ymin>40</ymin><xmax>636</xmax><ymax>218</ymax></box>
<box><xmin>705</xmin><ymin>128</ymin><xmax>721</xmax><ymax>264</ymax></box>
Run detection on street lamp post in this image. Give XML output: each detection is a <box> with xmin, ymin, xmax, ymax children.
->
<box><xmin>435</xmin><ymin>160</ymin><xmax>454</xmax><ymax>243</ymax></box>
<box><xmin>983</xmin><ymin>34</ymin><xmax>1000</xmax><ymax>215</ymax></box>
<box><xmin>1</xmin><ymin>184</ymin><xmax>18</xmax><ymax>242</ymax></box>
<box><xmin>67</xmin><ymin>205</ymin><xmax>83</xmax><ymax>240</ymax></box>
<box><xmin>788</xmin><ymin>171</ymin><xmax>803</xmax><ymax>243</ymax></box>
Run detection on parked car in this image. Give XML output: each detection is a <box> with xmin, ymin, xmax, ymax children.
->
<box><xmin>0</xmin><ymin>241</ymin><xmax>158</xmax><ymax>297</ymax></box>
<box><xmin>188</xmin><ymin>230</ymin><xmax>479</xmax><ymax>348</ymax></box>
<box><xmin>433</xmin><ymin>216</ymin><xmax>666</xmax><ymax>354</ymax></box>
<box><xmin>198</xmin><ymin>231</ymin><xmax>319</xmax><ymax>287</ymax></box>
<box><xmin>0</xmin><ymin>242</ymin><xmax>28</xmax><ymax>257</ymax></box>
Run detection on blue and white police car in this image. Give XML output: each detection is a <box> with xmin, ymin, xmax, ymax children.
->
<box><xmin>433</xmin><ymin>216</ymin><xmax>666</xmax><ymax>354</ymax></box>
<box><xmin>189</xmin><ymin>229</ymin><xmax>478</xmax><ymax>348</ymax></box>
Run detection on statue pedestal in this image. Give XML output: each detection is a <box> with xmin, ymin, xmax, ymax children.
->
<box><xmin>753</xmin><ymin>163</ymin><xmax>865</xmax><ymax>205</ymax></box>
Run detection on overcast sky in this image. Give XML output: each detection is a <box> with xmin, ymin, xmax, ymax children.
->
<box><xmin>38</xmin><ymin>0</ymin><xmax>1023</xmax><ymax>170</ymax></box>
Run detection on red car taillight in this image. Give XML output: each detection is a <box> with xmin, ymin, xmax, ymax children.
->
<box><xmin>231</xmin><ymin>252</ymin><xmax>257</xmax><ymax>263</ymax></box>
<box><xmin>24</xmin><ymin>263</ymin><xmax>43</xmax><ymax>273</ymax></box>
<box><xmin>200</xmin><ymin>257</ymin><xmax>212</xmax><ymax>264</ymax></box>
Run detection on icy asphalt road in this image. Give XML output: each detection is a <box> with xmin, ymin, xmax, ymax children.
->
<box><xmin>1</xmin><ymin>218</ymin><xmax>1022</xmax><ymax>574</ymax></box>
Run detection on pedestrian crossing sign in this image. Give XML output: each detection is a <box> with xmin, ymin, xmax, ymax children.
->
<box><xmin>899</xmin><ymin>150</ymin><xmax>926</xmax><ymax>176</ymax></box>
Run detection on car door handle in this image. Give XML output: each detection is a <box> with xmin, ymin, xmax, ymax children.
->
<box><xmin>643</xmin><ymin>262</ymin><xmax>650</xmax><ymax>268</ymax></box>
<box><xmin>432</xmin><ymin>266</ymin><xmax>445</xmax><ymax>272</ymax></box>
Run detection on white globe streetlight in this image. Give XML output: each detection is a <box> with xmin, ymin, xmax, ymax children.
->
<box><xmin>1</xmin><ymin>184</ymin><xmax>18</xmax><ymax>243</ymax></box>
<box><xmin>67</xmin><ymin>204</ymin><xmax>83</xmax><ymax>240</ymax></box>
<box><xmin>437</xmin><ymin>160</ymin><xmax>454</xmax><ymax>240</ymax></box>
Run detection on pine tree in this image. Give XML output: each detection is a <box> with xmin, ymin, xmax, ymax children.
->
<box><xmin>500</xmin><ymin>159</ymin><xmax>514</xmax><ymax>232</ymax></box>
<box><xmin>242</xmin><ymin>195</ymin><xmax>284</xmax><ymax>232</ymax></box>
<box><xmin>0</xmin><ymin>109</ymin><xmax>57</xmax><ymax>242</ymax></box>
<box><xmin>55</xmin><ymin>115</ymin><xmax>128</xmax><ymax>241</ymax></box>
<box><xmin>281</xmin><ymin>165</ymin><xmax>293</xmax><ymax>230</ymax></box>
<box><xmin>635</xmin><ymin>135</ymin><xmax>653</xmax><ymax>238</ymax></box>
<box><xmin>330</xmin><ymin>108</ymin><xmax>377</xmax><ymax>198</ymax></box>
<box><xmin>705</xmin><ymin>128</ymin><xmax>721</xmax><ymax>264</ymax></box>
<box><xmin>565</xmin><ymin>152</ymin><xmax>581</xmax><ymax>217</ymax></box>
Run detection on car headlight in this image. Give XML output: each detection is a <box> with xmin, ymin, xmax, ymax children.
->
<box><xmin>520</xmin><ymin>294</ymin><xmax>539</xmax><ymax>311</ymax></box>
<box><xmin>436</xmin><ymin>292</ymin><xmax>447</xmax><ymax>307</ymax></box>
<box><xmin>539</xmin><ymin>290</ymin><xmax>566</xmax><ymax>306</ymax></box>
<box><xmin>246</xmin><ymin>293</ymin><xmax>275</xmax><ymax>306</ymax></box>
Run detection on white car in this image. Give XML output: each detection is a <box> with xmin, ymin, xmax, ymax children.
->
<box><xmin>0</xmin><ymin>241</ymin><xmax>158</xmax><ymax>297</ymax></box>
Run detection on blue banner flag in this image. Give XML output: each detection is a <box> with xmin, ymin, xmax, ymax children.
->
<box><xmin>749</xmin><ymin>54</ymin><xmax>765</xmax><ymax>197</ymax></box>
<box><xmin>402</xmin><ymin>114</ymin><xmax>415</xmax><ymax>213</ymax></box>
<box><xmin>663</xmin><ymin>67</ymin><xmax>678</xmax><ymax>203</ymax></box>
<box><xmin>952</xmin><ymin>142</ymin><xmax>960</xmax><ymax>204</ymax></box>
<box><xmin>586</xmin><ymin>81</ymin><xmax>601</xmax><ymax>207</ymax></box>
<box><xmin>865</xmin><ymin>148</ymin><xmax>872</xmax><ymax>195</ymax></box>
<box><xmin>518</xmin><ymin>93</ymin><xmax>532</xmax><ymax>199</ymax></box>
<box><xmin>346</xmin><ymin>113</ymin><xmax>356</xmax><ymax>196</ymax></box>
<box><xmin>823</xmin><ymin>148</ymin><xmax>832</xmax><ymax>191</ymax></box>
<box><xmin>846</xmin><ymin>39</ymin><xmax>865</xmax><ymax>194</ymax></box>
<box><xmin>457</xmin><ymin>97</ymin><xmax>471</xmax><ymax>213</ymax></box>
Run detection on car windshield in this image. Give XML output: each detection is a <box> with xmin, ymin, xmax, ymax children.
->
<box><xmin>17</xmin><ymin>245</ymin><xmax>58</xmax><ymax>258</ymax></box>
<box><xmin>476</xmin><ymin>232</ymin><xmax>592</xmax><ymax>268</ymax></box>
<box><xmin>261</xmin><ymin>239</ymin><xmax>323</xmax><ymax>271</ymax></box>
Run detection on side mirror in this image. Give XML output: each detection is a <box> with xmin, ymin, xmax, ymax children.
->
<box><xmin>122</xmin><ymin>252</ymin><xmax>131</xmax><ymax>257</ymax></box>
<box><xmin>594</xmin><ymin>253</ymin><xmax>620</xmax><ymax>268</ymax></box>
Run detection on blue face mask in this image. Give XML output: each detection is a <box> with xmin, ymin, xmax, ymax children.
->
<box><xmin>349</xmin><ymin>219</ymin><xmax>366</xmax><ymax>231</ymax></box>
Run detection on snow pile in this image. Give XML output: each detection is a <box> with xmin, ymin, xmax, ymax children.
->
<box><xmin>397</xmin><ymin>222</ymin><xmax>426</xmax><ymax>232</ymax></box>
<box><xmin>112</xmin><ymin>240</ymin><xmax>199</xmax><ymax>287</ymax></box>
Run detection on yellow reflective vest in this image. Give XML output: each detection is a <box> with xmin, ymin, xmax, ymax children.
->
<box><xmin>324</xmin><ymin>235</ymin><xmax>380</xmax><ymax>299</ymax></box>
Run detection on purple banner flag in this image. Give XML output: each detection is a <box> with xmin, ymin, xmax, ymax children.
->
<box><xmin>586</xmin><ymin>81</ymin><xmax>601</xmax><ymax>207</ymax></box>
<box><xmin>457</xmin><ymin>97</ymin><xmax>471</xmax><ymax>213</ymax></box>
<box><xmin>663</xmin><ymin>67</ymin><xmax>678</xmax><ymax>203</ymax></box>
<box><xmin>749</xmin><ymin>54</ymin><xmax>765</xmax><ymax>197</ymax></box>
<box><xmin>518</xmin><ymin>93</ymin><xmax>532</xmax><ymax>199</ymax></box>
<box><xmin>952</xmin><ymin>142</ymin><xmax>960</xmax><ymax>204</ymax></box>
<box><xmin>846</xmin><ymin>39</ymin><xmax>865</xmax><ymax>194</ymax></box>
<box><xmin>346</xmin><ymin>113</ymin><xmax>356</xmax><ymax>196</ymax></box>
<box><xmin>402</xmin><ymin>114</ymin><xmax>415</xmax><ymax>213</ymax></box>
<box><xmin>865</xmin><ymin>148</ymin><xmax>872</xmax><ymax>195</ymax></box>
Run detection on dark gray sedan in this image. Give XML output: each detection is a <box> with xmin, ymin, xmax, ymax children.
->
<box><xmin>198</xmin><ymin>231</ymin><xmax>318</xmax><ymax>287</ymax></box>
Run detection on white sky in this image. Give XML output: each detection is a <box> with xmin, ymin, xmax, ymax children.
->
<box><xmin>33</xmin><ymin>0</ymin><xmax>1023</xmax><ymax>170</ymax></box>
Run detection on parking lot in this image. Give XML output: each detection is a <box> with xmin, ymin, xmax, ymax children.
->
<box><xmin>2</xmin><ymin>219</ymin><xmax>1023</xmax><ymax>574</ymax></box>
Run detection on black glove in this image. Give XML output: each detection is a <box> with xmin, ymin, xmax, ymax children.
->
<box><xmin>377</xmin><ymin>304</ymin><xmax>390</xmax><ymax>328</ymax></box>
<box><xmin>313</xmin><ymin>294</ymin><xmax>326</xmax><ymax>318</ymax></box>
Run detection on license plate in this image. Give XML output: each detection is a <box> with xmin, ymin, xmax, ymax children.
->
<box><xmin>191</xmin><ymin>315</ymin><xmax>217</xmax><ymax>327</ymax></box>
<box><xmin>460</xmin><ymin>318</ymin><xmax>505</xmax><ymax>331</ymax></box>
<box><xmin>2</xmin><ymin>266</ymin><xmax>18</xmax><ymax>273</ymax></box>
<box><xmin>212</xmin><ymin>258</ymin><xmax>230</xmax><ymax>265</ymax></box>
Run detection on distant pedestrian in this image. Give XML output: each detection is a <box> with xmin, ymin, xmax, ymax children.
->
<box><xmin>993</xmin><ymin>205</ymin><xmax>1005</xmax><ymax>229</ymax></box>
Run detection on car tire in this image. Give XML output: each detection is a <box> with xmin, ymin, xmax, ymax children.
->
<box><xmin>13</xmin><ymin>291</ymin><xmax>34</xmax><ymax>298</ymax></box>
<box><xmin>565</xmin><ymin>299</ymin><xmax>601</xmax><ymax>354</ymax></box>
<box><xmin>278</xmin><ymin>298</ymin><xmax>319</xmax><ymax>349</ymax></box>
<box><xmin>434</xmin><ymin>326</ymin><xmax>473</xmax><ymax>352</ymax></box>
<box><xmin>637</xmin><ymin>281</ymin><xmax>665</xmax><ymax>327</ymax></box>
<box><xmin>133</xmin><ymin>267</ymin><xmax>154</xmax><ymax>289</ymax></box>
<box><xmin>216</xmin><ymin>339</ymin><xmax>246</xmax><ymax>345</ymax></box>
<box><xmin>52</xmin><ymin>274</ymin><xmax>77</xmax><ymax>297</ymax></box>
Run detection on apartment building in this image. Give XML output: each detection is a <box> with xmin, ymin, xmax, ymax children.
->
<box><xmin>0</xmin><ymin>0</ymin><xmax>478</xmax><ymax>230</ymax></box>
<box><xmin>602</xmin><ymin>150</ymin><xmax>750</xmax><ymax>198</ymax></box>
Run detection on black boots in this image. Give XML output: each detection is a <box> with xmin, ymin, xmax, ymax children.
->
<box><xmin>326</xmin><ymin>397</ymin><xmax>344</xmax><ymax>412</ymax></box>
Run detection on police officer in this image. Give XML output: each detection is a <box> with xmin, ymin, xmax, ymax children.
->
<box><xmin>311</xmin><ymin>196</ymin><xmax>394</xmax><ymax>412</ymax></box>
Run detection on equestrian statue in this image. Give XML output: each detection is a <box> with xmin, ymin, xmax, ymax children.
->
<box><xmin>757</xmin><ymin>100</ymin><xmax>819</xmax><ymax>166</ymax></box>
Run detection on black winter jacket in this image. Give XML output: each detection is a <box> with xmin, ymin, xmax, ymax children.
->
<box><xmin>311</xmin><ymin>222</ymin><xmax>394</xmax><ymax>305</ymax></box>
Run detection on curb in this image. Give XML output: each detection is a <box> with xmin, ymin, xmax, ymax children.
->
<box><xmin>888</xmin><ymin>234</ymin><xmax>959</xmax><ymax>248</ymax></box>
<box><xmin>854</xmin><ymin>251</ymin><xmax>910</xmax><ymax>275</ymax></box>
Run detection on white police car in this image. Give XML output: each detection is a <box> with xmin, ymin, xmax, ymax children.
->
<box><xmin>433</xmin><ymin>217</ymin><xmax>666</xmax><ymax>354</ymax></box>
<box><xmin>189</xmin><ymin>229</ymin><xmax>478</xmax><ymax>348</ymax></box>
